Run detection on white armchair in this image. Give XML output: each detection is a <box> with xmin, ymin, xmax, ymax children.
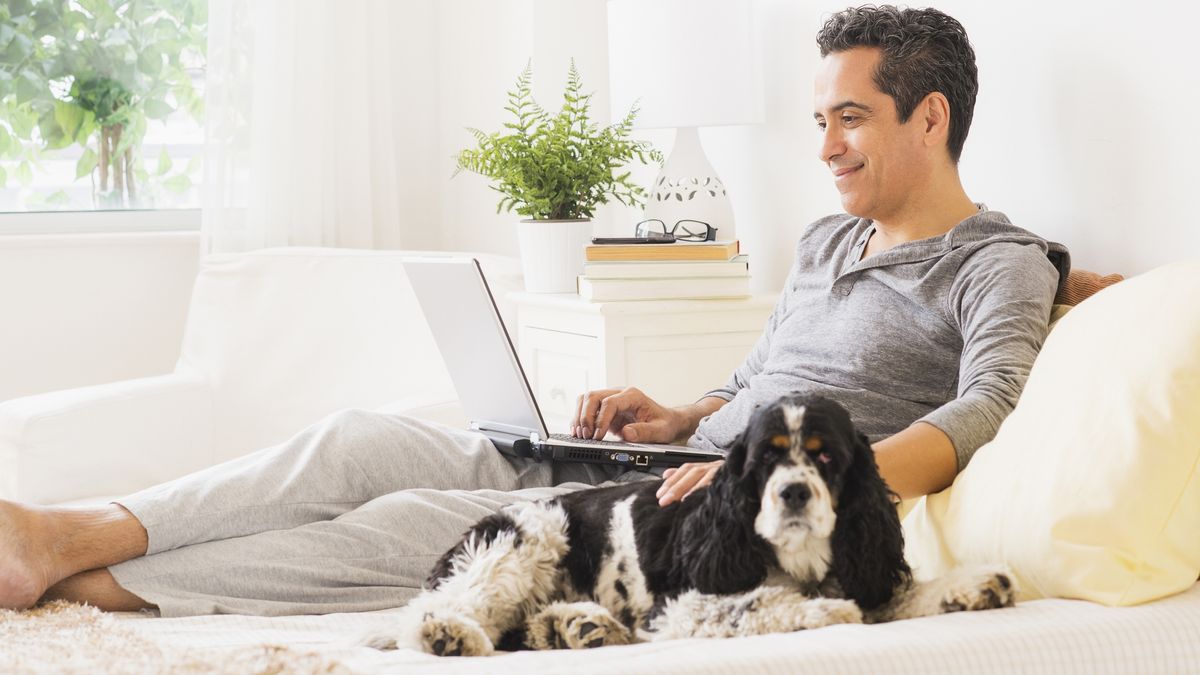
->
<box><xmin>0</xmin><ymin>247</ymin><xmax>524</xmax><ymax>505</ymax></box>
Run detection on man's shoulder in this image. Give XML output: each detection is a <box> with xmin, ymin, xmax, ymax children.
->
<box><xmin>948</xmin><ymin>210</ymin><xmax>1065</xmax><ymax>282</ymax></box>
<box><xmin>949</xmin><ymin>236</ymin><xmax>1062</xmax><ymax>307</ymax></box>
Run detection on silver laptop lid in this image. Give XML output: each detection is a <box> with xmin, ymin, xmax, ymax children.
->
<box><xmin>401</xmin><ymin>256</ymin><xmax>549</xmax><ymax>439</ymax></box>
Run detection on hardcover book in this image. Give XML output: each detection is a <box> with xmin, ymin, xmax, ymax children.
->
<box><xmin>583</xmin><ymin>240</ymin><xmax>739</xmax><ymax>262</ymax></box>
<box><xmin>582</xmin><ymin>255</ymin><xmax>750</xmax><ymax>279</ymax></box>
<box><xmin>577</xmin><ymin>275</ymin><xmax>752</xmax><ymax>302</ymax></box>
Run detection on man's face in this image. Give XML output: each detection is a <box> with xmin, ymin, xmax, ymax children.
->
<box><xmin>813</xmin><ymin>47</ymin><xmax>929</xmax><ymax>222</ymax></box>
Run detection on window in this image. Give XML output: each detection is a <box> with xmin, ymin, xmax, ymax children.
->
<box><xmin>0</xmin><ymin>0</ymin><xmax>207</xmax><ymax>214</ymax></box>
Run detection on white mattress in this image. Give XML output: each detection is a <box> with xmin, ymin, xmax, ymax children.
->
<box><xmin>115</xmin><ymin>582</ymin><xmax>1200</xmax><ymax>674</ymax></box>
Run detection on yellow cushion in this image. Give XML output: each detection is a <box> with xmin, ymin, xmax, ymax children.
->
<box><xmin>903</xmin><ymin>261</ymin><xmax>1200</xmax><ymax>606</ymax></box>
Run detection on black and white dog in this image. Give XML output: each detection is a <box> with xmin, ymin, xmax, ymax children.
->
<box><xmin>366</xmin><ymin>396</ymin><xmax>1014</xmax><ymax>655</ymax></box>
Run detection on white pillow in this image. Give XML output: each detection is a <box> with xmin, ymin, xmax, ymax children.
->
<box><xmin>903</xmin><ymin>261</ymin><xmax>1200</xmax><ymax>605</ymax></box>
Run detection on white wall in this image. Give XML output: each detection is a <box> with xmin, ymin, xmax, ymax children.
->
<box><xmin>0</xmin><ymin>232</ymin><xmax>199</xmax><ymax>401</ymax></box>
<box><xmin>435</xmin><ymin>0</ymin><xmax>534</xmax><ymax>256</ymax></box>
<box><xmin>937</xmin><ymin>0</ymin><xmax>1200</xmax><ymax>275</ymax></box>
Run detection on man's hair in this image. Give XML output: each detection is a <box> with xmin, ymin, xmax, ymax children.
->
<box><xmin>816</xmin><ymin>5</ymin><xmax>978</xmax><ymax>163</ymax></box>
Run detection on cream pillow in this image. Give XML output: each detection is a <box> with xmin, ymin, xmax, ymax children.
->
<box><xmin>903</xmin><ymin>261</ymin><xmax>1200</xmax><ymax>606</ymax></box>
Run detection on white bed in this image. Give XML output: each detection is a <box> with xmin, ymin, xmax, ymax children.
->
<box><xmin>112</xmin><ymin>581</ymin><xmax>1200</xmax><ymax>674</ymax></box>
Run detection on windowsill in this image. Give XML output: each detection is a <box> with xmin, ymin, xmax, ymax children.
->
<box><xmin>0</xmin><ymin>209</ymin><xmax>201</xmax><ymax>236</ymax></box>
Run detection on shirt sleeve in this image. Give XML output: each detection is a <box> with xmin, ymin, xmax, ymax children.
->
<box><xmin>918</xmin><ymin>243</ymin><xmax>1060</xmax><ymax>470</ymax></box>
<box><xmin>700</xmin><ymin>243</ymin><xmax>802</xmax><ymax>403</ymax></box>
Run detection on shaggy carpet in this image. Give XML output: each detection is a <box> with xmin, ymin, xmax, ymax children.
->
<box><xmin>0</xmin><ymin>601</ymin><xmax>350</xmax><ymax>674</ymax></box>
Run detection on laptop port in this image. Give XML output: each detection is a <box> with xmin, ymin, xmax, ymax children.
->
<box><xmin>614</xmin><ymin>452</ymin><xmax>631</xmax><ymax>463</ymax></box>
<box><xmin>635</xmin><ymin>454</ymin><xmax>649</xmax><ymax>466</ymax></box>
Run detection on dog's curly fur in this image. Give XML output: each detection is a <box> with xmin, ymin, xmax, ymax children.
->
<box><xmin>364</xmin><ymin>395</ymin><xmax>1016</xmax><ymax>655</ymax></box>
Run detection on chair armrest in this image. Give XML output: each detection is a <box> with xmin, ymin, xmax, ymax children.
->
<box><xmin>0</xmin><ymin>371</ymin><xmax>214</xmax><ymax>504</ymax></box>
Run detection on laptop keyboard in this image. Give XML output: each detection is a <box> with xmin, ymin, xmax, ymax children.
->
<box><xmin>547</xmin><ymin>433</ymin><xmax>639</xmax><ymax>448</ymax></box>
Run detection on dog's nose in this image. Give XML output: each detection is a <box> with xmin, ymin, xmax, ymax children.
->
<box><xmin>780</xmin><ymin>482</ymin><xmax>811</xmax><ymax>510</ymax></box>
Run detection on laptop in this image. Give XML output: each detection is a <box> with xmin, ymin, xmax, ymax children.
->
<box><xmin>401</xmin><ymin>256</ymin><xmax>727</xmax><ymax>469</ymax></box>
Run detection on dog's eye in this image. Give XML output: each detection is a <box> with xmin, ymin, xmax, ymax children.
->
<box><xmin>803</xmin><ymin>435</ymin><xmax>832</xmax><ymax>464</ymax></box>
<box><xmin>758</xmin><ymin>444</ymin><xmax>783</xmax><ymax>461</ymax></box>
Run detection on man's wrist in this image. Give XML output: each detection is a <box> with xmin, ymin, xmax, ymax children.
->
<box><xmin>668</xmin><ymin>397</ymin><xmax>727</xmax><ymax>442</ymax></box>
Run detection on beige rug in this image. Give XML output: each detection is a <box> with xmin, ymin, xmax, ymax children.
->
<box><xmin>0</xmin><ymin>601</ymin><xmax>351</xmax><ymax>674</ymax></box>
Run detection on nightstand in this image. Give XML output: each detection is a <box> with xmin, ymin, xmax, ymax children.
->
<box><xmin>510</xmin><ymin>292</ymin><xmax>777</xmax><ymax>433</ymax></box>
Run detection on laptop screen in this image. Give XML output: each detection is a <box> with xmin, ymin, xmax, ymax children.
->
<box><xmin>401</xmin><ymin>256</ymin><xmax>550</xmax><ymax>439</ymax></box>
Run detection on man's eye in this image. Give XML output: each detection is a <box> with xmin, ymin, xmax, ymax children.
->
<box><xmin>816</xmin><ymin>120</ymin><xmax>827</xmax><ymax>131</ymax></box>
<box><xmin>841</xmin><ymin>115</ymin><xmax>858</xmax><ymax>125</ymax></box>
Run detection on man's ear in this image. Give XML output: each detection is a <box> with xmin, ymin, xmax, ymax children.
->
<box><xmin>920</xmin><ymin>91</ymin><xmax>951</xmax><ymax>145</ymax></box>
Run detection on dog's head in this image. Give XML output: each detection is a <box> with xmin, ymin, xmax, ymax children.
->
<box><xmin>721</xmin><ymin>395</ymin><xmax>911</xmax><ymax>609</ymax></box>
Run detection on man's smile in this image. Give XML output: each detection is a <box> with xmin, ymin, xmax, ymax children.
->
<box><xmin>834</xmin><ymin>164</ymin><xmax>863</xmax><ymax>181</ymax></box>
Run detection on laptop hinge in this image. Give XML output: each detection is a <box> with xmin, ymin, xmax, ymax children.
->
<box><xmin>470</xmin><ymin>420</ymin><xmax>539</xmax><ymax>438</ymax></box>
<box><xmin>472</xmin><ymin>424</ymin><xmax>539</xmax><ymax>462</ymax></box>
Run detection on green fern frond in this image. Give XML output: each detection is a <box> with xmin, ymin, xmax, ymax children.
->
<box><xmin>454</xmin><ymin>59</ymin><xmax>660</xmax><ymax>220</ymax></box>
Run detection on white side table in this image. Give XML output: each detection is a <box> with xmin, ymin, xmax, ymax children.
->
<box><xmin>510</xmin><ymin>292</ymin><xmax>777</xmax><ymax>433</ymax></box>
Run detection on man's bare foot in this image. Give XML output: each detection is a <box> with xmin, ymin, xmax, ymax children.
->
<box><xmin>43</xmin><ymin>568</ymin><xmax>153</xmax><ymax>612</ymax></box>
<box><xmin>0</xmin><ymin>499</ymin><xmax>149</xmax><ymax>610</ymax></box>
<box><xmin>0</xmin><ymin>501</ymin><xmax>58</xmax><ymax>609</ymax></box>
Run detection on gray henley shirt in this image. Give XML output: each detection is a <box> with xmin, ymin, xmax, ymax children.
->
<box><xmin>686</xmin><ymin>206</ymin><xmax>1066</xmax><ymax>471</ymax></box>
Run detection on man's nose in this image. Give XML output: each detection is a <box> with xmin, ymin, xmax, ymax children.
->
<box><xmin>818</xmin><ymin>125</ymin><xmax>844</xmax><ymax>163</ymax></box>
<box><xmin>780</xmin><ymin>482</ymin><xmax>811</xmax><ymax>511</ymax></box>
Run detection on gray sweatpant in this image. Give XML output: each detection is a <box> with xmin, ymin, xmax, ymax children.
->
<box><xmin>109</xmin><ymin>409</ymin><xmax>657</xmax><ymax>617</ymax></box>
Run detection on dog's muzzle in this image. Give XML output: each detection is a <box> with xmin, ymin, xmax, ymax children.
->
<box><xmin>780</xmin><ymin>482</ymin><xmax>812</xmax><ymax>513</ymax></box>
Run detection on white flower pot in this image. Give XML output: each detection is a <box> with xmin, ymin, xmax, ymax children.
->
<box><xmin>515</xmin><ymin>218</ymin><xmax>593</xmax><ymax>293</ymax></box>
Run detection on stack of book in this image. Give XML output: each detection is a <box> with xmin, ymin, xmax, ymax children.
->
<box><xmin>578</xmin><ymin>240</ymin><xmax>750</xmax><ymax>302</ymax></box>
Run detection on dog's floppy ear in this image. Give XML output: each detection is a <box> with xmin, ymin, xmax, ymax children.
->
<box><xmin>722</xmin><ymin>426</ymin><xmax>751</xmax><ymax>476</ymax></box>
<box><xmin>829</xmin><ymin>431</ymin><xmax>911</xmax><ymax>610</ymax></box>
<box><xmin>678</xmin><ymin>431</ymin><xmax>772</xmax><ymax>594</ymax></box>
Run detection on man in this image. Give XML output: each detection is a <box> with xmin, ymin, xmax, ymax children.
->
<box><xmin>589</xmin><ymin>5</ymin><xmax>1065</xmax><ymax>508</ymax></box>
<box><xmin>0</xmin><ymin>6</ymin><xmax>1062</xmax><ymax>616</ymax></box>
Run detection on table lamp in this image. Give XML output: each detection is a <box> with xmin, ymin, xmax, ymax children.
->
<box><xmin>607</xmin><ymin>0</ymin><xmax>764</xmax><ymax>243</ymax></box>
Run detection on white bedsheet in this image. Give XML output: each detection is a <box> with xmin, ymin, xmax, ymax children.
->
<box><xmin>115</xmin><ymin>582</ymin><xmax>1200</xmax><ymax>674</ymax></box>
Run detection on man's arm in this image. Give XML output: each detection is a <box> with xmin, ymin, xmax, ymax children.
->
<box><xmin>920</xmin><ymin>244</ymin><xmax>1059</xmax><ymax>469</ymax></box>
<box><xmin>871</xmin><ymin>421</ymin><xmax>957</xmax><ymax>500</ymax></box>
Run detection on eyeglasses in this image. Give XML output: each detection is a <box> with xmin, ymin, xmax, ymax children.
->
<box><xmin>634</xmin><ymin>219</ymin><xmax>718</xmax><ymax>242</ymax></box>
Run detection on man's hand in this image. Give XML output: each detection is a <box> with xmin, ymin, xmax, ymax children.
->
<box><xmin>656</xmin><ymin>460</ymin><xmax>724</xmax><ymax>506</ymax></box>
<box><xmin>571</xmin><ymin>387</ymin><xmax>682</xmax><ymax>443</ymax></box>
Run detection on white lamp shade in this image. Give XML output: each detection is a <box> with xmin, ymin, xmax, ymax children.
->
<box><xmin>607</xmin><ymin>0</ymin><xmax>764</xmax><ymax>129</ymax></box>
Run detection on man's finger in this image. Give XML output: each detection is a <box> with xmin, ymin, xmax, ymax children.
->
<box><xmin>572</xmin><ymin>393</ymin><xmax>586</xmax><ymax>437</ymax></box>
<box><xmin>682</xmin><ymin>465</ymin><xmax>722</xmax><ymax>500</ymax></box>
<box><xmin>658</xmin><ymin>467</ymin><xmax>705</xmax><ymax>505</ymax></box>
<box><xmin>656</xmin><ymin>470</ymin><xmax>679</xmax><ymax>498</ymax></box>
<box><xmin>657</xmin><ymin>463</ymin><xmax>694</xmax><ymax>497</ymax></box>
<box><xmin>593</xmin><ymin>394</ymin><xmax>631</xmax><ymax>441</ymax></box>
<box><xmin>580</xmin><ymin>389</ymin><xmax>616</xmax><ymax>437</ymax></box>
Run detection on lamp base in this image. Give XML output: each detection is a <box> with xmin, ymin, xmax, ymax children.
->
<box><xmin>644</xmin><ymin>127</ymin><xmax>736</xmax><ymax>242</ymax></box>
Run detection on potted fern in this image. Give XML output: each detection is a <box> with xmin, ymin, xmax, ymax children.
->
<box><xmin>455</xmin><ymin>60</ymin><xmax>662</xmax><ymax>293</ymax></box>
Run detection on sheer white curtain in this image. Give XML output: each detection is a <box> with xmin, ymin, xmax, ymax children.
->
<box><xmin>202</xmin><ymin>0</ymin><xmax>430</xmax><ymax>253</ymax></box>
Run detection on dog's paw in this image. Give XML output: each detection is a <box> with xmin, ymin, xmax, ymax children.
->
<box><xmin>793</xmin><ymin>597</ymin><xmax>863</xmax><ymax>629</ymax></box>
<box><xmin>418</xmin><ymin>611</ymin><xmax>494</xmax><ymax>657</ymax></box>
<box><xmin>527</xmin><ymin>602</ymin><xmax>632</xmax><ymax>650</ymax></box>
<box><xmin>939</xmin><ymin>568</ymin><xmax>1017</xmax><ymax>613</ymax></box>
<box><xmin>359</xmin><ymin>631</ymin><xmax>400</xmax><ymax>651</ymax></box>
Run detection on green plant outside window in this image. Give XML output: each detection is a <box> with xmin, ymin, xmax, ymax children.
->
<box><xmin>0</xmin><ymin>0</ymin><xmax>207</xmax><ymax>210</ymax></box>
